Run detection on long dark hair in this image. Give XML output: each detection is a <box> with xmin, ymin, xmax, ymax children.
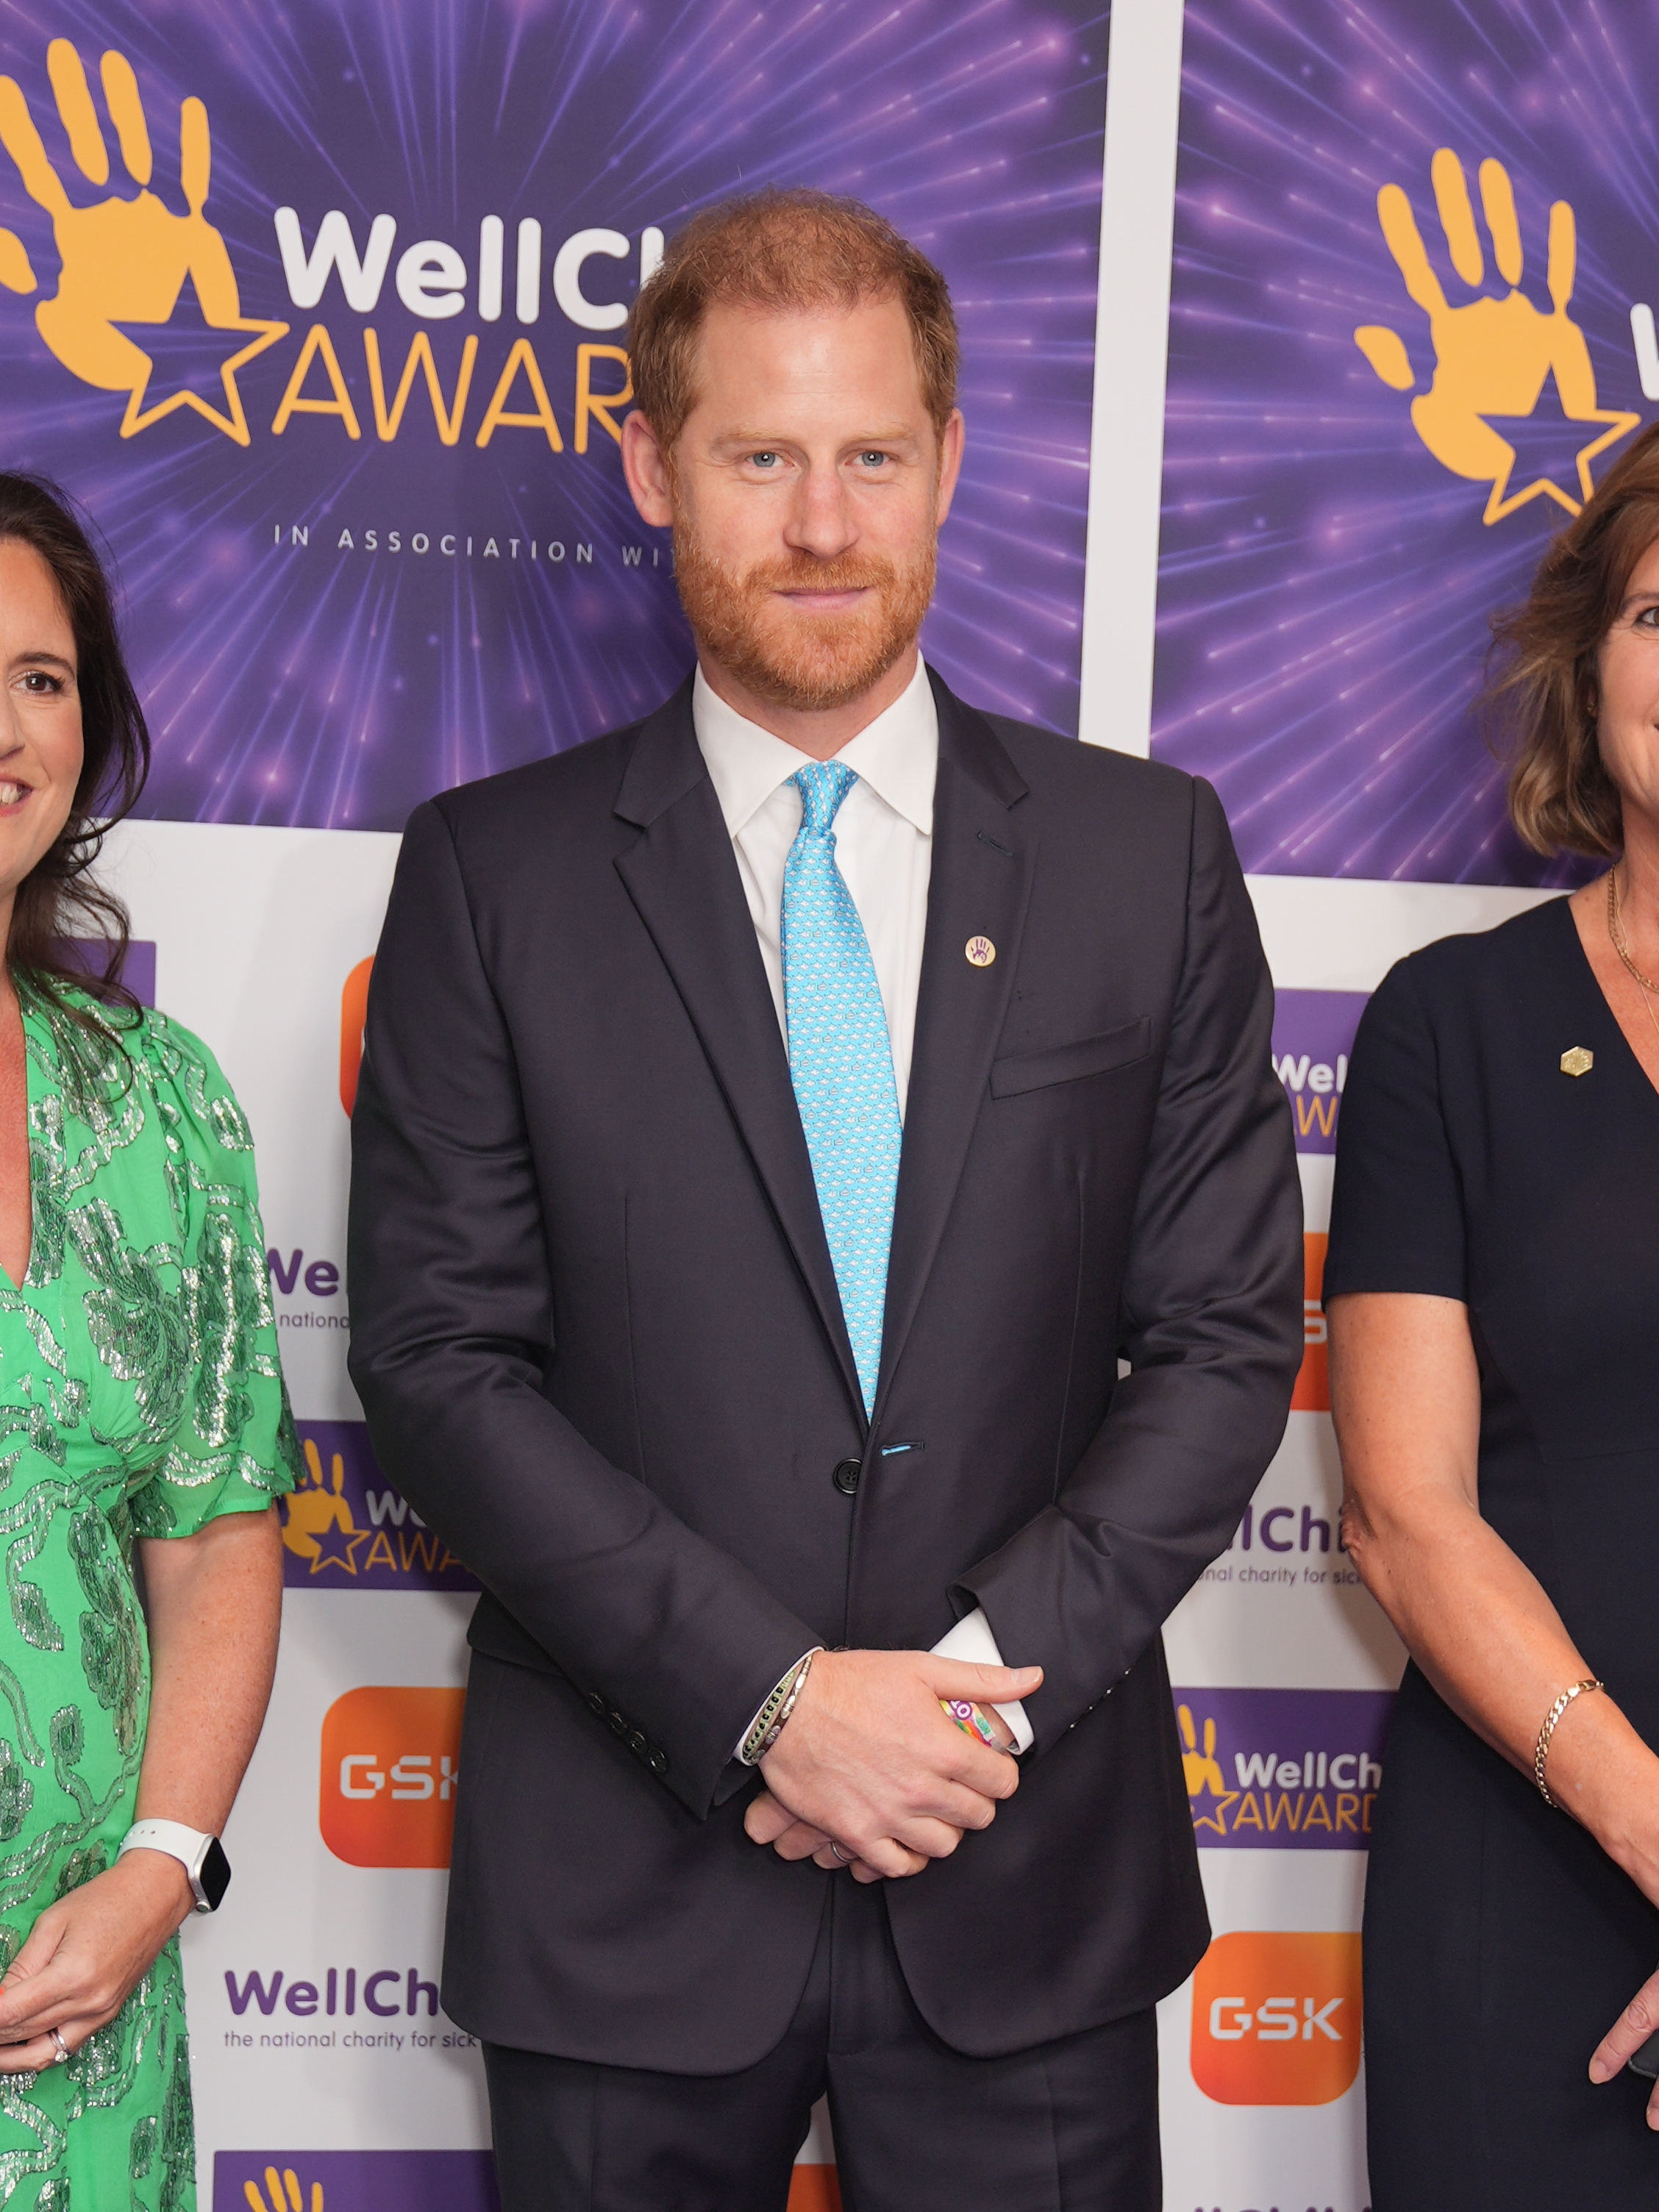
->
<box><xmin>0</xmin><ymin>474</ymin><xmax>149</xmax><ymax>1006</ymax></box>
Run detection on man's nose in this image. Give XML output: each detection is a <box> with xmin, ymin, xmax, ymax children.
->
<box><xmin>782</xmin><ymin>463</ymin><xmax>857</xmax><ymax>560</ymax></box>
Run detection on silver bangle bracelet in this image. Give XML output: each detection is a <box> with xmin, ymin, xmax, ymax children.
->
<box><xmin>741</xmin><ymin>1649</ymin><xmax>820</xmax><ymax>1767</ymax></box>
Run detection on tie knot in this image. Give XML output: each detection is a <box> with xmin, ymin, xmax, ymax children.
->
<box><xmin>791</xmin><ymin>760</ymin><xmax>856</xmax><ymax>835</ymax></box>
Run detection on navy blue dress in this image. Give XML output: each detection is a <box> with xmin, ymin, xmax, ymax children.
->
<box><xmin>1325</xmin><ymin>894</ymin><xmax>1659</xmax><ymax>2208</ymax></box>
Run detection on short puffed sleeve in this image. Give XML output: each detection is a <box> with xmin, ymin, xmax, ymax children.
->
<box><xmin>121</xmin><ymin>1013</ymin><xmax>302</xmax><ymax>1537</ymax></box>
<box><xmin>1324</xmin><ymin>955</ymin><xmax>1468</xmax><ymax>1303</ymax></box>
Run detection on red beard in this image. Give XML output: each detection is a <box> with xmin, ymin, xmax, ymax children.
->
<box><xmin>671</xmin><ymin>529</ymin><xmax>936</xmax><ymax>713</ymax></box>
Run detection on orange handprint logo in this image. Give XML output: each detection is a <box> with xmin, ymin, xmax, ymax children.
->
<box><xmin>1355</xmin><ymin>149</ymin><xmax>1639</xmax><ymax>523</ymax></box>
<box><xmin>279</xmin><ymin>1436</ymin><xmax>367</xmax><ymax>1576</ymax></box>
<box><xmin>0</xmin><ymin>38</ymin><xmax>286</xmax><ymax>442</ymax></box>
<box><xmin>1178</xmin><ymin>1703</ymin><xmax>1227</xmax><ymax>1799</ymax></box>
<box><xmin>245</xmin><ymin>2168</ymin><xmax>322</xmax><ymax>2212</ymax></box>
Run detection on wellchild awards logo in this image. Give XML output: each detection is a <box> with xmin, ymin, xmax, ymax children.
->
<box><xmin>1174</xmin><ymin>1688</ymin><xmax>1393</xmax><ymax>1849</ymax></box>
<box><xmin>279</xmin><ymin>1427</ymin><xmax>478</xmax><ymax>1592</ymax></box>
<box><xmin>0</xmin><ymin>35</ymin><xmax>650</xmax><ymax>452</ymax></box>
<box><xmin>0</xmin><ymin>1</ymin><xmax>1107</xmax><ymax>832</ymax></box>
<box><xmin>0</xmin><ymin>39</ymin><xmax>287</xmax><ymax>440</ymax></box>
<box><xmin>215</xmin><ymin>2153</ymin><xmax>499</xmax><ymax>2212</ymax></box>
<box><xmin>1355</xmin><ymin>149</ymin><xmax>1638</xmax><ymax>524</ymax></box>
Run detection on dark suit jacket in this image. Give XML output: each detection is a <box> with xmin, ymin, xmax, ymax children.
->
<box><xmin>346</xmin><ymin>668</ymin><xmax>1303</xmax><ymax>2071</ymax></box>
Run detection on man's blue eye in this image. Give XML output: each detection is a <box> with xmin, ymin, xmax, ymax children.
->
<box><xmin>752</xmin><ymin>452</ymin><xmax>778</xmax><ymax>468</ymax></box>
<box><xmin>860</xmin><ymin>452</ymin><xmax>887</xmax><ymax>467</ymax></box>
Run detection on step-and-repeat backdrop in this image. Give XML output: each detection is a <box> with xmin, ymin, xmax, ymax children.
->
<box><xmin>0</xmin><ymin>0</ymin><xmax>1638</xmax><ymax>2203</ymax></box>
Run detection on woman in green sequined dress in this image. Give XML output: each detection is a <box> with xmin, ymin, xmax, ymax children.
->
<box><xmin>0</xmin><ymin>477</ymin><xmax>298</xmax><ymax>2209</ymax></box>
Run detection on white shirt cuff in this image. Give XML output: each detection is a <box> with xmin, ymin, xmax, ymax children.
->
<box><xmin>931</xmin><ymin>1606</ymin><xmax>1035</xmax><ymax>1753</ymax></box>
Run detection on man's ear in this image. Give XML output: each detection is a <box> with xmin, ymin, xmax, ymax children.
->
<box><xmin>932</xmin><ymin>408</ymin><xmax>966</xmax><ymax>529</ymax></box>
<box><xmin>621</xmin><ymin>410</ymin><xmax>675</xmax><ymax>528</ymax></box>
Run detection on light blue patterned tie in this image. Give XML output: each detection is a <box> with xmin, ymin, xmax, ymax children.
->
<box><xmin>782</xmin><ymin>761</ymin><xmax>902</xmax><ymax>1417</ymax></box>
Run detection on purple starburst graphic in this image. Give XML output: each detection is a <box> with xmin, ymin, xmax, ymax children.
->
<box><xmin>1154</xmin><ymin>0</ymin><xmax>1658</xmax><ymax>885</ymax></box>
<box><xmin>0</xmin><ymin>0</ymin><xmax>1108</xmax><ymax>831</ymax></box>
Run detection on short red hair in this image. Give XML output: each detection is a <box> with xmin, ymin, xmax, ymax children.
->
<box><xmin>628</xmin><ymin>188</ymin><xmax>959</xmax><ymax>451</ymax></box>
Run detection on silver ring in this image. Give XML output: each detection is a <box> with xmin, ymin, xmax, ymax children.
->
<box><xmin>829</xmin><ymin>1842</ymin><xmax>853</xmax><ymax>1864</ymax></box>
<box><xmin>48</xmin><ymin>2030</ymin><xmax>68</xmax><ymax>2066</ymax></box>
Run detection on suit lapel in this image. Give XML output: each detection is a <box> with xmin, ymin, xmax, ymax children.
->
<box><xmin>876</xmin><ymin>674</ymin><xmax>1035</xmax><ymax>1416</ymax></box>
<box><xmin>612</xmin><ymin>684</ymin><xmax>866</xmax><ymax>1421</ymax></box>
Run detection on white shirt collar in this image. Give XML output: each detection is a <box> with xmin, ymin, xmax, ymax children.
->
<box><xmin>693</xmin><ymin>656</ymin><xmax>937</xmax><ymax>838</ymax></box>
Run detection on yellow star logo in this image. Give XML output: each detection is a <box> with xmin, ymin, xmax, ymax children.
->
<box><xmin>118</xmin><ymin>302</ymin><xmax>288</xmax><ymax>446</ymax></box>
<box><xmin>1192</xmin><ymin>1788</ymin><xmax>1241</xmax><ymax>1838</ymax></box>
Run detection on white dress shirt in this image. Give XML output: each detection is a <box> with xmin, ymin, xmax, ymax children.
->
<box><xmin>694</xmin><ymin>661</ymin><xmax>1034</xmax><ymax>1755</ymax></box>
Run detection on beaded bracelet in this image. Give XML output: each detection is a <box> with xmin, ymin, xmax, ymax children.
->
<box><xmin>1534</xmin><ymin>1677</ymin><xmax>1604</xmax><ymax>1808</ymax></box>
<box><xmin>740</xmin><ymin>1649</ymin><xmax>821</xmax><ymax>1768</ymax></box>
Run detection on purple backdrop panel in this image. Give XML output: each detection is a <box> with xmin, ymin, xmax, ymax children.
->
<box><xmin>57</xmin><ymin>937</ymin><xmax>156</xmax><ymax>1005</ymax></box>
<box><xmin>213</xmin><ymin>2152</ymin><xmax>499</xmax><ymax>2212</ymax></box>
<box><xmin>281</xmin><ymin>1418</ymin><xmax>479</xmax><ymax>1593</ymax></box>
<box><xmin>1154</xmin><ymin>0</ymin><xmax>1658</xmax><ymax>886</ymax></box>
<box><xmin>1172</xmin><ymin>1686</ymin><xmax>1394</xmax><ymax>1852</ymax></box>
<box><xmin>0</xmin><ymin>1</ymin><xmax>1109</xmax><ymax>832</ymax></box>
<box><xmin>1271</xmin><ymin>988</ymin><xmax>1367</xmax><ymax>1155</ymax></box>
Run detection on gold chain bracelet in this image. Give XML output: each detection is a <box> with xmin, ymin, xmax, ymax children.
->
<box><xmin>1533</xmin><ymin>1678</ymin><xmax>1604</xmax><ymax>1808</ymax></box>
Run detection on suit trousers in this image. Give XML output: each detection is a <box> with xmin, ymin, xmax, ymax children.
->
<box><xmin>482</xmin><ymin>1869</ymin><xmax>1161</xmax><ymax>2212</ymax></box>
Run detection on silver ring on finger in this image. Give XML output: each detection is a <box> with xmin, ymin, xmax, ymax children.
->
<box><xmin>48</xmin><ymin>2029</ymin><xmax>68</xmax><ymax>2066</ymax></box>
<box><xmin>829</xmin><ymin>1841</ymin><xmax>853</xmax><ymax>1865</ymax></box>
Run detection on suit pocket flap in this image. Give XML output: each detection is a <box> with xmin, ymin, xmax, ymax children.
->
<box><xmin>990</xmin><ymin>1017</ymin><xmax>1153</xmax><ymax>1099</ymax></box>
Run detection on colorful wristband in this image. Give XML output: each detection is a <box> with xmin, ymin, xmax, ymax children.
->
<box><xmin>941</xmin><ymin>1697</ymin><xmax>1004</xmax><ymax>1750</ymax></box>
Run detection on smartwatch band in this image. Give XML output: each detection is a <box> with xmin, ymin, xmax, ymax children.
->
<box><xmin>118</xmin><ymin>1819</ymin><xmax>232</xmax><ymax>1913</ymax></box>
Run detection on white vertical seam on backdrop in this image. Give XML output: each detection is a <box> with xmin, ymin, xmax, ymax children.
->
<box><xmin>1076</xmin><ymin>0</ymin><xmax>1186</xmax><ymax>755</ymax></box>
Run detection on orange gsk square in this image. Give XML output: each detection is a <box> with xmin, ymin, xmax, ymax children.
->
<box><xmin>1191</xmin><ymin>1930</ymin><xmax>1363</xmax><ymax>2105</ymax></box>
<box><xmin>320</xmin><ymin>1685</ymin><xmax>466</xmax><ymax>1868</ymax></box>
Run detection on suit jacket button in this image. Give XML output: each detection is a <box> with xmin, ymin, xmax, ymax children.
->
<box><xmin>587</xmin><ymin>1691</ymin><xmax>606</xmax><ymax>1715</ymax></box>
<box><xmin>607</xmin><ymin>1709</ymin><xmax>628</xmax><ymax>1736</ymax></box>
<box><xmin>648</xmin><ymin>1747</ymin><xmax>668</xmax><ymax>1775</ymax></box>
<box><xmin>629</xmin><ymin>1730</ymin><xmax>648</xmax><ymax>1757</ymax></box>
<box><xmin>832</xmin><ymin>1458</ymin><xmax>861</xmax><ymax>1496</ymax></box>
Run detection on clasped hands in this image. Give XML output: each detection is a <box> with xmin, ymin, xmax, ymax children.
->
<box><xmin>0</xmin><ymin>1847</ymin><xmax>195</xmax><ymax>2072</ymax></box>
<box><xmin>743</xmin><ymin>1649</ymin><xmax>1042</xmax><ymax>1883</ymax></box>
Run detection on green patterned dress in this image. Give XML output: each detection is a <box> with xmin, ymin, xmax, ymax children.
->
<box><xmin>0</xmin><ymin>988</ymin><xmax>299</xmax><ymax>2211</ymax></box>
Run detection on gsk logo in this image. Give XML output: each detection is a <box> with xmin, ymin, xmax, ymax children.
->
<box><xmin>1293</xmin><ymin>1232</ymin><xmax>1328</xmax><ymax>1413</ymax></box>
<box><xmin>1190</xmin><ymin>1931</ymin><xmax>1363</xmax><ymax>2106</ymax></box>
<box><xmin>320</xmin><ymin>1686</ymin><xmax>465</xmax><ymax>1869</ymax></box>
<box><xmin>340</xmin><ymin>957</ymin><xmax>371</xmax><ymax>1116</ymax></box>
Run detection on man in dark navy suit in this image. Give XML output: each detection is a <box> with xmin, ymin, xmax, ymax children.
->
<box><xmin>348</xmin><ymin>189</ymin><xmax>1302</xmax><ymax>2212</ymax></box>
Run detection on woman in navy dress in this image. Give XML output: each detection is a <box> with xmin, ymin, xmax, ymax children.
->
<box><xmin>1326</xmin><ymin>422</ymin><xmax>1659</xmax><ymax>2206</ymax></box>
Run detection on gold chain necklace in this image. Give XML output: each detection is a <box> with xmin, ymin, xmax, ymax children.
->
<box><xmin>1608</xmin><ymin>866</ymin><xmax>1659</xmax><ymax>1053</ymax></box>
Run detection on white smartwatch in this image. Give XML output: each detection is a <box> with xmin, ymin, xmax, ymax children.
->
<box><xmin>118</xmin><ymin>1821</ymin><xmax>232</xmax><ymax>1913</ymax></box>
